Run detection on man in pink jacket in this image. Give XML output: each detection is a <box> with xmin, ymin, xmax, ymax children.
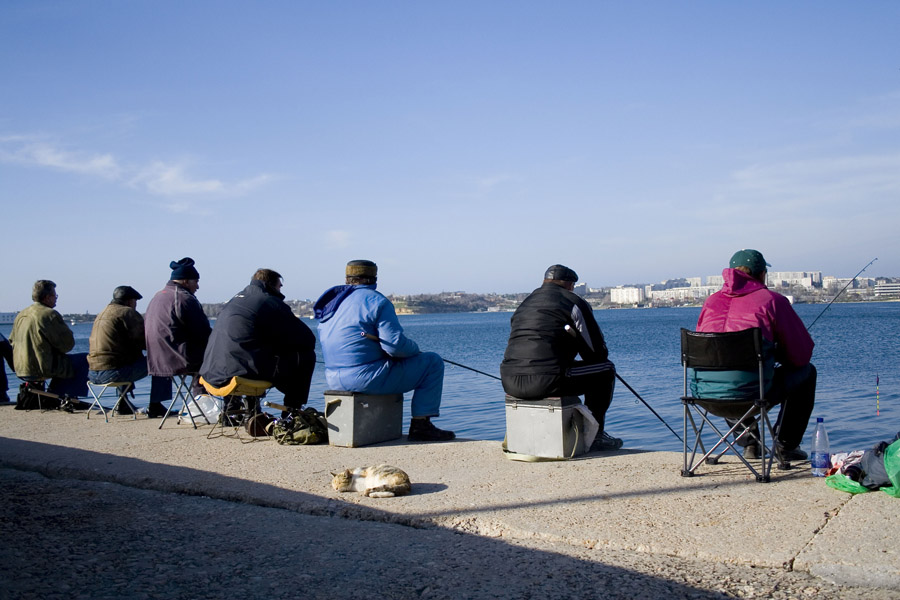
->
<box><xmin>695</xmin><ymin>249</ymin><xmax>816</xmax><ymax>462</ymax></box>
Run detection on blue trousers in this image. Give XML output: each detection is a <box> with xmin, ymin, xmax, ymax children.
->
<box><xmin>42</xmin><ymin>352</ymin><xmax>90</xmax><ymax>398</ymax></box>
<box><xmin>326</xmin><ymin>352</ymin><xmax>444</xmax><ymax>418</ymax></box>
<box><xmin>89</xmin><ymin>357</ymin><xmax>149</xmax><ymax>394</ymax></box>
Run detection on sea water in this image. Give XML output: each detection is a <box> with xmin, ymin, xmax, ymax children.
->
<box><xmin>2</xmin><ymin>302</ymin><xmax>898</xmax><ymax>453</ymax></box>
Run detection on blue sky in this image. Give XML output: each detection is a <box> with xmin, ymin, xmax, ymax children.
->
<box><xmin>2</xmin><ymin>1</ymin><xmax>898</xmax><ymax>312</ymax></box>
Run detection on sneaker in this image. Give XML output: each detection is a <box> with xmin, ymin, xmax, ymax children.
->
<box><xmin>146</xmin><ymin>402</ymin><xmax>177</xmax><ymax>419</ymax></box>
<box><xmin>590</xmin><ymin>431</ymin><xmax>623</xmax><ymax>452</ymax></box>
<box><xmin>778</xmin><ymin>446</ymin><xmax>808</xmax><ymax>462</ymax></box>
<box><xmin>407</xmin><ymin>418</ymin><xmax>455</xmax><ymax>442</ymax></box>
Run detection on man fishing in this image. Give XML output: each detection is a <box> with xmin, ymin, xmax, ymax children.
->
<box><xmin>694</xmin><ymin>249</ymin><xmax>816</xmax><ymax>462</ymax></box>
<box><xmin>500</xmin><ymin>264</ymin><xmax>623</xmax><ymax>452</ymax></box>
<box><xmin>314</xmin><ymin>260</ymin><xmax>455</xmax><ymax>442</ymax></box>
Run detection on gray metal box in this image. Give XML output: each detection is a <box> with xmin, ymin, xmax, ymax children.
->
<box><xmin>504</xmin><ymin>395</ymin><xmax>585</xmax><ymax>459</ymax></box>
<box><xmin>324</xmin><ymin>390</ymin><xmax>403</xmax><ymax>448</ymax></box>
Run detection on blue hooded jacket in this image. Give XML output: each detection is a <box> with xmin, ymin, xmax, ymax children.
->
<box><xmin>315</xmin><ymin>284</ymin><xmax>419</xmax><ymax>373</ymax></box>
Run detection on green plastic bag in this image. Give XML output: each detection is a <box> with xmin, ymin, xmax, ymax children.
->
<box><xmin>826</xmin><ymin>438</ymin><xmax>900</xmax><ymax>497</ymax></box>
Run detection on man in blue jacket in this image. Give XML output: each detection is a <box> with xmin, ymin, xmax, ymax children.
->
<box><xmin>201</xmin><ymin>269</ymin><xmax>316</xmax><ymax>411</ymax></box>
<box><xmin>314</xmin><ymin>260</ymin><xmax>454</xmax><ymax>442</ymax></box>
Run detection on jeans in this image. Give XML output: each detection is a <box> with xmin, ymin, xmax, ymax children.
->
<box><xmin>89</xmin><ymin>357</ymin><xmax>149</xmax><ymax>385</ymax></box>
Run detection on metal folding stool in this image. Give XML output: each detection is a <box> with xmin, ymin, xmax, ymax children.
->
<box><xmin>87</xmin><ymin>381</ymin><xmax>138</xmax><ymax>423</ymax></box>
<box><xmin>158</xmin><ymin>373</ymin><xmax>212</xmax><ymax>429</ymax></box>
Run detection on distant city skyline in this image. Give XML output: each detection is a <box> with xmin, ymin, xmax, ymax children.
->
<box><xmin>2</xmin><ymin>2</ymin><xmax>898</xmax><ymax>312</ymax></box>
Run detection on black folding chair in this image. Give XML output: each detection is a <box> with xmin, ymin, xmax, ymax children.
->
<box><xmin>680</xmin><ymin>328</ymin><xmax>788</xmax><ymax>482</ymax></box>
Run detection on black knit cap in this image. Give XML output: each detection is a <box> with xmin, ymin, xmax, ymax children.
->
<box><xmin>169</xmin><ymin>257</ymin><xmax>200</xmax><ymax>281</ymax></box>
<box><xmin>544</xmin><ymin>264</ymin><xmax>578</xmax><ymax>282</ymax></box>
<box><xmin>113</xmin><ymin>286</ymin><xmax>142</xmax><ymax>301</ymax></box>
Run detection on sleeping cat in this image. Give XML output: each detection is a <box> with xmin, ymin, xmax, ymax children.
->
<box><xmin>331</xmin><ymin>464</ymin><xmax>411</xmax><ymax>498</ymax></box>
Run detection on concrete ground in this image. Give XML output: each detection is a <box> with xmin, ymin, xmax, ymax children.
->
<box><xmin>0</xmin><ymin>405</ymin><xmax>897</xmax><ymax>599</ymax></box>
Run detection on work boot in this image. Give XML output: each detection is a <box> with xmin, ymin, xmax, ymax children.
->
<box><xmin>778</xmin><ymin>445</ymin><xmax>808</xmax><ymax>462</ymax></box>
<box><xmin>407</xmin><ymin>417</ymin><xmax>455</xmax><ymax>442</ymax></box>
<box><xmin>590</xmin><ymin>431</ymin><xmax>623</xmax><ymax>452</ymax></box>
<box><xmin>743</xmin><ymin>443</ymin><xmax>761</xmax><ymax>460</ymax></box>
<box><xmin>146</xmin><ymin>402</ymin><xmax>177</xmax><ymax>419</ymax></box>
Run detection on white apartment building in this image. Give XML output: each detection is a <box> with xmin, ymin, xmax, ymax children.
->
<box><xmin>685</xmin><ymin>277</ymin><xmax>702</xmax><ymax>288</ymax></box>
<box><xmin>874</xmin><ymin>282</ymin><xmax>900</xmax><ymax>297</ymax></box>
<box><xmin>610</xmin><ymin>286</ymin><xmax>645</xmax><ymax>304</ymax></box>
<box><xmin>707</xmin><ymin>275</ymin><xmax>724</xmax><ymax>287</ymax></box>
<box><xmin>649</xmin><ymin>286</ymin><xmax>718</xmax><ymax>303</ymax></box>
<box><xmin>767</xmin><ymin>271</ymin><xmax>822</xmax><ymax>290</ymax></box>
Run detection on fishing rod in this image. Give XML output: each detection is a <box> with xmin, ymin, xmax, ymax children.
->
<box><xmin>360</xmin><ymin>332</ymin><xmax>503</xmax><ymax>381</ymax></box>
<box><xmin>806</xmin><ymin>257</ymin><xmax>877</xmax><ymax>331</ymax></box>
<box><xmin>564</xmin><ymin>325</ymin><xmax>683</xmax><ymax>444</ymax></box>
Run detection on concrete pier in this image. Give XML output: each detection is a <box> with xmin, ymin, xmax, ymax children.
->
<box><xmin>1</xmin><ymin>406</ymin><xmax>897</xmax><ymax>599</ymax></box>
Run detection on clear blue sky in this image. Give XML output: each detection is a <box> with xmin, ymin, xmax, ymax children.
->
<box><xmin>2</xmin><ymin>1</ymin><xmax>898</xmax><ymax>312</ymax></box>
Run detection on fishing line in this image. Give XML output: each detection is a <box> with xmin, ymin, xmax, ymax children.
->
<box><xmin>360</xmin><ymin>332</ymin><xmax>502</xmax><ymax>380</ymax></box>
<box><xmin>806</xmin><ymin>257</ymin><xmax>877</xmax><ymax>331</ymax></box>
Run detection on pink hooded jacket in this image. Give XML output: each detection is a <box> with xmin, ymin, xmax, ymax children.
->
<box><xmin>697</xmin><ymin>268</ymin><xmax>814</xmax><ymax>367</ymax></box>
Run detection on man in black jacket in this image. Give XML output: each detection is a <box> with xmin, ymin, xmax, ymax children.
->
<box><xmin>200</xmin><ymin>269</ymin><xmax>316</xmax><ymax>410</ymax></box>
<box><xmin>500</xmin><ymin>264</ymin><xmax>622</xmax><ymax>451</ymax></box>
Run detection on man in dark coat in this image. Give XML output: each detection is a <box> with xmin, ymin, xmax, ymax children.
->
<box><xmin>500</xmin><ymin>264</ymin><xmax>622</xmax><ymax>451</ymax></box>
<box><xmin>200</xmin><ymin>269</ymin><xmax>316</xmax><ymax>410</ymax></box>
<box><xmin>144</xmin><ymin>257</ymin><xmax>211</xmax><ymax>417</ymax></box>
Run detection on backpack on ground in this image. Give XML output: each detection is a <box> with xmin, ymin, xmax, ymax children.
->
<box><xmin>270</xmin><ymin>407</ymin><xmax>328</xmax><ymax>445</ymax></box>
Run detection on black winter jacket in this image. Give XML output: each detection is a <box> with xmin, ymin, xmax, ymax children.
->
<box><xmin>500</xmin><ymin>282</ymin><xmax>608</xmax><ymax>379</ymax></box>
<box><xmin>200</xmin><ymin>280</ymin><xmax>315</xmax><ymax>386</ymax></box>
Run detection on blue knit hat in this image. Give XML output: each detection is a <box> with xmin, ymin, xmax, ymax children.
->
<box><xmin>169</xmin><ymin>257</ymin><xmax>200</xmax><ymax>281</ymax></box>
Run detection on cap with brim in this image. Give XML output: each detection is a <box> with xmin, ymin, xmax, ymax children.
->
<box><xmin>346</xmin><ymin>260</ymin><xmax>377</xmax><ymax>278</ymax></box>
<box><xmin>729</xmin><ymin>249</ymin><xmax>771</xmax><ymax>276</ymax></box>
<box><xmin>113</xmin><ymin>286</ymin><xmax>142</xmax><ymax>301</ymax></box>
<box><xmin>544</xmin><ymin>264</ymin><xmax>578</xmax><ymax>282</ymax></box>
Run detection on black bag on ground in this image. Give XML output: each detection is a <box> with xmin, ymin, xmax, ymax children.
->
<box><xmin>271</xmin><ymin>407</ymin><xmax>328</xmax><ymax>445</ymax></box>
<box><xmin>15</xmin><ymin>382</ymin><xmax>60</xmax><ymax>411</ymax></box>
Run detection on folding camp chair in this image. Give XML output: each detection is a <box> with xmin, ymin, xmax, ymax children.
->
<box><xmin>87</xmin><ymin>381</ymin><xmax>138</xmax><ymax>423</ymax></box>
<box><xmin>680</xmin><ymin>328</ymin><xmax>789</xmax><ymax>483</ymax></box>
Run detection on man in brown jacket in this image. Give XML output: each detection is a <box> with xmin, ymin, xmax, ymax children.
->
<box><xmin>11</xmin><ymin>280</ymin><xmax>89</xmax><ymax>400</ymax></box>
<box><xmin>87</xmin><ymin>286</ymin><xmax>148</xmax><ymax>411</ymax></box>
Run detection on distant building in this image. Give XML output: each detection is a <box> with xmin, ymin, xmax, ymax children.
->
<box><xmin>767</xmin><ymin>271</ymin><xmax>821</xmax><ymax>290</ymax></box>
<box><xmin>573</xmin><ymin>283</ymin><xmax>587</xmax><ymax>297</ymax></box>
<box><xmin>706</xmin><ymin>275</ymin><xmax>723</xmax><ymax>287</ymax></box>
<box><xmin>874</xmin><ymin>282</ymin><xmax>900</xmax><ymax>298</ymax></box>
<box><xmin>649</xmin><ymin>286</ymin><xmax>718</xmax><ymax>303</ymax></box>
<box><xmin>685</xmin><ymin>277</ymin><xmax>702</xmax><ymax>288</ymax></box>
<box><xmin>610</xmin><ymin>286</ymin><xmax>645</xmax><ymax>304</ymax></box>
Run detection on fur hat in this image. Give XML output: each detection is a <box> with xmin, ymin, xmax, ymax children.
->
<box><xmin>346</xmin><ymin>260</ymin><xmax>377</xmax><ymax>278</ymax></box>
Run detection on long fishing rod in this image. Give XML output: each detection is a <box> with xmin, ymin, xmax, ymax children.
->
<box><xmin>806</xmin><ymin>257</ymin><xmax>877</xmax><ymax>331</ymax></box>
<box><xmin>360</xmin><ymin>332</ymin><xmax>502</xmax><ymax>381</ymax></box>
<box><xmin>564</xmin><ymin>325</ymin><xmax>683</xmax><ymax>444</ymax></box>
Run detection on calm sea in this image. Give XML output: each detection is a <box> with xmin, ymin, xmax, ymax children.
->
<box><xmin>2</xmin><ymin>302</ymin><xmax>898</xmax><ymax>453</ymax></box>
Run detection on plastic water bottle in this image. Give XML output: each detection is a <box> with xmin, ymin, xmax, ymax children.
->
<box><xmin>810</xmin><ymin>417</ymin><xmax>830</xmax><ymax>477</ymax></box>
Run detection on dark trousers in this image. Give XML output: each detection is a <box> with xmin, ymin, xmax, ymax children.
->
<box><xmin>1</xmin><ymin>338</ymin><xmax>13</xmax><ymax>400</ymax></box>
<box><xmin>730</xmin><ymin>363</ymin><xmax>817</xmax><ymax>451</ymax></box>
<box><xmin>43</xmin><ymin>352</ymin><xmax>90</xmax><ymax>398</ymax></box>
<box><xmin>271</xmin><ymin>349</ymin><xmax>316</xmax><ymax>409</ymax></box>
<box><xmin>502</xmin><ymin>361</ymin><xmax>617</xmax><ymax>433</ymax></box>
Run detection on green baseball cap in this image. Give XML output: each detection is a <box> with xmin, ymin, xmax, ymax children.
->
<box><xmin>729</xmin><ymin>249</ymin><xmax>771</xmax><ymax>275</ymax></box>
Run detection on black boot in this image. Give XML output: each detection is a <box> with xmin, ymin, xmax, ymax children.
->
<box><xmin>407</xmin><ymin>417</ymin><xmax>455</xmax><ymax>442</ymax></box>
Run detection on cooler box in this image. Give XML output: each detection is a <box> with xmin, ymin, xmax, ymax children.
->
<box><xmin>324</xmin><ymin>390</ymin><xmax>403</xmax><ymax>447</ymax></box>
<box><xmin>504</xmin><ymin>395</ymin><xmax>586</xmax><ymax>459</ymax></box>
